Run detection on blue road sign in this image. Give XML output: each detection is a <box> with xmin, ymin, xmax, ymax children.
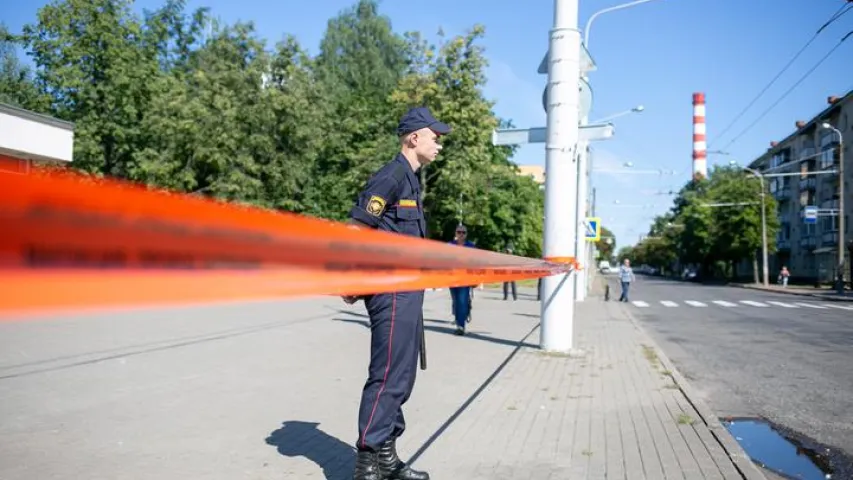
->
<box><xmin>804</xmin><ymin>205</ymin><xmax>818</xmax><ymax>224</ymax></box>
<box><xmin>585</xmin><ymin>217</ymin><xmax>601</xmax><ymax>241</ymax></box>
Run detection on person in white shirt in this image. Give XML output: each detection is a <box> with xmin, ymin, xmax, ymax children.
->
<box><xmin>618</xmin><ymin>258</ymin><xmax>636</xmax><ymax>302</ymax></box>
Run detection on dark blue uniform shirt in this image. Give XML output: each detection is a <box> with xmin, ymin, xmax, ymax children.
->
<box><xmin>349</xmin><ymin>153</ymin><xmax>426</xmax><ymax>239</ymax></box>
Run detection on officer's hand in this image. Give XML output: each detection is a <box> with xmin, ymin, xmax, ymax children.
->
<box><xmin>342</xmin><ymin>295</ymin><xmax>360</xmax><ymax>304</ymax></box>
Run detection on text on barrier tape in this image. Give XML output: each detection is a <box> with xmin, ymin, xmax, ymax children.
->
<box><xmin>0</xmin><ymin>165</ymin><xmax>577</xmax><ymax>317</ymax></box>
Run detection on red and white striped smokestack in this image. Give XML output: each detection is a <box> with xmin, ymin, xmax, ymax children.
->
<box><xmin>692</xmin><ymin>92</ymin><xmax>707</xmax><ymax>180</ymax></box>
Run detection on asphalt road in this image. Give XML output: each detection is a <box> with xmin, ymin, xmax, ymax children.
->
<box><xmin>606</xmin><ymin>274</ymin><xmax>853</xmax><ymax>462</ymax></box>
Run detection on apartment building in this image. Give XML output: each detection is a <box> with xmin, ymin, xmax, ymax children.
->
<box><xmin>517</xmin><ymin>164</ymin><xmax>545</xmax><ymax>186</ymax></box>
<box><xmin>748</xmin><ymin>90</ymin><xmax>853</xmax><ymax>284</ymax></box>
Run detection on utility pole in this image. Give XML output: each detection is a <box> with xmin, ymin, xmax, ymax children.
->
<box><xmin>743</xmin><ymin>167</ymin><xmax>769</xmax><ymax>287</ymax></box>
<box><xmin>575</xmin><ymin>132</ymin><xmax>589</xmax><ymax>302</ymax></box>
<box><xmin>541</xmin><ymin>0</ymin><xmax>581</xmax><ymax>352</ymax></box>
<box><xmin>821</xmin><ymin>123</ymin><xmax>845</xmax><ymax>294</ymax></box>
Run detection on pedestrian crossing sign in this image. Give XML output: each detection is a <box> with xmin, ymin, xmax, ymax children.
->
<box><xmin>584</xmin><ymin>217</ymin><xmax>601</xmax><ymax>241</ymax></box>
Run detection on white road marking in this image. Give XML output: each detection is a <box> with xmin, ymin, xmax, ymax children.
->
<box><xmin>660</xmin><ymin>301</ymin><xmax>679</xmax><ymax>307</ymax></box>
<box><xmin>685</xmin><ymin>300</ymin><xmax>706</xmax><ymax>307</ymax></box>
<box><xmin>740</xmin><ymin>300</ymin><xmax>768</xmax><ymax>307</ymax></box>
<box><xmin>766</xmin><ymin>301</ymin><xmax>798</xmax><ymax>308</ymax></box>
<box><xmin>824</xmin><ymin>304</ymin><xmax>853</xmax><ymax>311</ymax></box>
<box><xmin>794</xmin><ymin>303</ymin><xmax>827</xmax><ymax>309</ymax></box>
<box><xmin>632</xmin><ymin>301</ymin><xmax>649</xmax><ymax>307</ymax></box>
<box><xmin>712</xmin><ymin>300</ymin><xmax>737</xmax><ymax>307</ymax></box>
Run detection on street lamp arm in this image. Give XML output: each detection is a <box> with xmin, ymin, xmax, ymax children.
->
<box><xmin>589</xmin><ymin>106</ymin><xmax>644</xmax><ymax>124</ymax></box>
<box><xmin>584</xmin><ymin>0</ymin><xmax>660</xmax><ymax>47</ymax></box>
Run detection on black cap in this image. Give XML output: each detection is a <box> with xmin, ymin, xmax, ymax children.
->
<box><xmin>396</xmin><ymin>107</ymin><xmax>451</xmax><ymax>136</ymax></box>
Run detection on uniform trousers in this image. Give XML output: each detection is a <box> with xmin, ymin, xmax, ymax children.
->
<box><xmin>356</xmin><ymin>290</ymin><xmax>424</xmax><ymax>451</ymax></box>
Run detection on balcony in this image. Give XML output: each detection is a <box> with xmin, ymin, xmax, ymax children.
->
<box><xmin>822</xmin><ymin>232</ymin><xmax>838</xmax><ymax>246</ymax></box>
<box><xmin>799</xmin><ymin>177</ymin><xmax>816</xmax><ymax>190</ymax></box>
<box><xmin>777</xmin><ymin>239</ymin><xmax>791</xmax><ymax>250</ymax></box>
<box><xmin>818</xmin><ymin>148</ymin><xmax>839</xmax><ymax>170</ymax></box>
<box><xmin>821</xmin><ymin>198</ymin><xmax>840</xmax><ymax>211</ymax></box>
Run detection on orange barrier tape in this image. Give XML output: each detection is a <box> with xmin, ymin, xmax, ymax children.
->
<box><xmin>0</xmin><ymin>165</ymin><xmax>575</xmax><ymax>317</ymax></box>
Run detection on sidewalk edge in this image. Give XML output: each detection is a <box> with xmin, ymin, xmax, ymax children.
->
<box><xmin>728</xmin><ymin>283</ymin><xmax>853</xmax><ymax>302</ymax></box>
<box><xmin>620</xmin><ymin>305</ymin><xmax>767</xmax><ymax>480</ymax></box>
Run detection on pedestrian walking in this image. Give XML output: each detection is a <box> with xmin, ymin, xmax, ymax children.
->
<box><xmin>502</xmin><ymin>243</ymin><xmax>518</xmax><ymax>301</ymax></box>
<box><xmin>779</xmin><ymin>266</ymin><xmax>790</xmax><ymax>287</ymax></box>
<box><xmin>448</xmin><ymin>224</ymin><xmax>476</xmax><ymax>335</ymax></box>
<box><xmin>342</xmin><ymin>106</ymin><xmax>450</xmax><ymax>480</ymax></box>
<box><xmin>618</xmin><ymin>258</ymin><xmax>635</xmax><ymax>302</ymax></box>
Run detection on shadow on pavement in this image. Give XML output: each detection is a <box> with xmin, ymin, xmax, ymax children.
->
<box><xmin>333</xmin><ymin>318</ymin><xmax>538</xmax><ymax>349</ymax></box>
<box><xmin>265</xmin><ymin>420</ymin><xmax>354</xmax><ymax>479</ymax></box>
<box><xmin>334</xmin><ymin>309</ymin><xmax>453</xmax><ymax>326</ymax></box>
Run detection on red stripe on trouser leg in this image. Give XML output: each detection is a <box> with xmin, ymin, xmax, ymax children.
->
<box><xmin>357</xmin><ymin>291</ymin><xmax>424</xmax><ymax>450</ymax></box>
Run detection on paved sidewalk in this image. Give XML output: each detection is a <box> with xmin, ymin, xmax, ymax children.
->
<box><xmin>413</xmin><ymin>289</ymin><xmax>764</xmax><ymax>480</ymax></box>
<box><xmin>0</xmin><ymin>284</ymin><xmax>764</xmax><ymax>479</ymax></box>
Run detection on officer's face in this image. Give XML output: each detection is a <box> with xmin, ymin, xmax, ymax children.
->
<box><xmin>413</xmin><ymin>128</ymin><xmax>443</xmax><ymax>164</ymax></box>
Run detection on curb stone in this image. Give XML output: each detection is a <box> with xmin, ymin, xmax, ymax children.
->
<box><xmin>598</xmin><ymin>276</ymin><xmax>767</xmax><ymax>480</ymax></box>
<box><xmin>729</xmin><ymin>283</ymin><xmax>853</xmax><ymax>302</ymax></box>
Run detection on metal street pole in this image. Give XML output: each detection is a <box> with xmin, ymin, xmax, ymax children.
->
<box><xmin>822</xmin><ymin>123</ymin><xmax>845</xmax><ymax>295</ymax></box>
<box><xmin>541</xmin><ymin>0</ymin><xmax>581</xmax><ymax>352</ymax></box>
<box><xmin>744</xmin><ymin>167</ymin><xmax>769</xmax><ymax>287</ymax></box>
<box><xmin>574</xmin><ymin>130</ymin><xmax>589</xmax><ymax>302</ymax></box>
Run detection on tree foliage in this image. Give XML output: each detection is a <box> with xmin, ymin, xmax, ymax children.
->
<box><xmin>629</xmin><ymin>165</ymin><xmax>779</xmax><ymax>278</ymax></box>
<box><xmin>594</xmin><ymin>226</ymin><xmax>616</xmax><ymax>263</ymax></box>
<box><xmin>2</xmin><ymin>0</ymin><xmax>545</xmax><ymax>257</ymax></box>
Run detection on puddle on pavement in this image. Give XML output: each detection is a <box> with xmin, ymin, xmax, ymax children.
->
<box><xmin>722</xmin><ymin>417</ymin><xmax>836</xmax><ymax>479</ymax></box>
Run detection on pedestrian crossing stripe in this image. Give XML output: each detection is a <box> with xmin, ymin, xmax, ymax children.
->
<box><xmin>827</xmin><ymin>304</ymin><xmax>853</xmax><ymax>311</ymax></box>
<box><xmin>628</xmin><ymin>300</ymin><xmax>847</xmax><ymax>309</ymax></box>
<box><xmin>793</xmin><ymin>302</ymin><xmax>826</xmax><ymax>309</ymax></box>
<box><xmin>712</xmin><ymin>300</ymin><xmax>737</xmax><ymax>307</ymax></box>
<box><xmin>766</xmin><ymin>301</ymin><xmax>796</xmax><ymax>308</ymax></box>
<box><xmin>739</xmin><ymin>300</ymin><xmax>768</xmax><ymax>307</ymax></box>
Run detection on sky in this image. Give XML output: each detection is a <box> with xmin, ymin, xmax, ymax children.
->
<box><xmin>3</xmin><ymin>0</ymin><xmax>853</xmax><ymax>251</ymax></box>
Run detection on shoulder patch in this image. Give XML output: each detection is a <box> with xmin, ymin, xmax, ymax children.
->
<box><xmin>366</xmin><ymin>195</ymin><xmax>387</xmax><ymax>216</ymax></box>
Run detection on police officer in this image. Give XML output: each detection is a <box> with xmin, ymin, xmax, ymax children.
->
<box><xmin>343</xmin><ymin>106</ymin><xmax>450</xmax><ymax>480</ymax></box>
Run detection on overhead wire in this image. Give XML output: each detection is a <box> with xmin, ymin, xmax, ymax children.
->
<box><xmin>717</xmin><ymin>28</ymin><xmax>853</xmax><ymax>152</ymax></box>
<box><xmin>709</xmin><ymin>2</ymin><xmax>852</xmax><ymax>149</ymax></box>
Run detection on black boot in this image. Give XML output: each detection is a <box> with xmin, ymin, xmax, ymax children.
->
<box><xmin>377</xmin><ymin>439</ymin><xmax>429</xmax><ymax>480</ymax></box>
<box><xmin>353</xmin><ymin>449</ymin><xmax>383</xmax><ymax>480</ymax></box>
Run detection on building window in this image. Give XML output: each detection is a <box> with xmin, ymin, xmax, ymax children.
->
<box><xmin>821</xmin><ymin>216</ymin><xmax>838</xmax><ymax>232</ymax></box>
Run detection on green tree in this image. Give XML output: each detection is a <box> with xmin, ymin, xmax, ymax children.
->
<box><xmin>389</xmin><ymin>25</ymin><xmax>543</xmax><ymax>254</ymax></box>
<box><xmin>704</xmin><ymin>165</ymin><xmax>779</xmax><ymax>279</ymax></box>
<box><xmin>616</xmin><ymin>246</ymin><xmax>634</xmax><ymax>263</ymax></box>
<box><xmin>307</xmin><ymin>0</ymin><xmax>408</xmax><ymax>220</ymax></box>
<box><xmin>0</xmin><ymin>25</ymin><xmax>47</xmax><ymax>110</ymax></box>
<box><xmin>646</xmin><ymin>165</ymin><xmax>780</xmax><ymax>280</ymax></box>
<box><xmin>21</xmin><ymin>0</ymin><xmax>159</xmax><ymax>177</ymax></box>
<box><xmin>10</xmin><ymin>0</ymin><xmax>549</xmax><ymax>259</ymax></box>
<box><xmin>595</xmin><ymin>226</ymin><xmax>616</xmax><ymax>262</ymax></box>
